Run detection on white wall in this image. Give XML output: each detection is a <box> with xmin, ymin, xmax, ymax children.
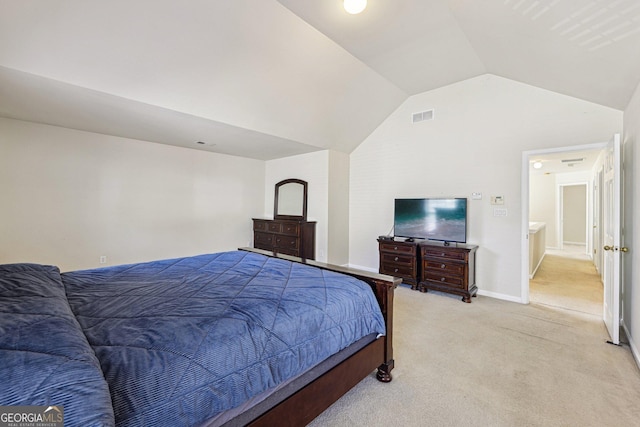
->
<box><xmin>623</xmin><ymin>81</ymin><xmax>640</xmax><ymax>366</ymax></box>
<box><xmin>327</xmin><ymin>150</ymin><xmax>350</xmax><ymax>265</ymax></box>
<box><xmin>530</xmin><ymin>173</ymin><xmax>557</xmax><ymax>247</ymax></box>
<box><xmin>0</xmin><ymin>118</ymin><xmax>265</xmax><ymax>271</ymax></box>
<box><xmin>349</xmin><ymin>74</ymin><xmax>622</xmax><ymax>301</ymax></box>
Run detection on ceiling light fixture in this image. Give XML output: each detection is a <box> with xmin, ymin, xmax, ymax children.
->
<box><xmin>344</xmin><ymin>0</ymin><xmax>367</xmax><ymax>14</ymax></box>
<box><xmin>532</xmin><ymin>161</ymin><xmax>543</xmax><ymax>169</ymax></box>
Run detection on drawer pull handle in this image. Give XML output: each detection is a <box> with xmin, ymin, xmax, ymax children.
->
<box><xmin>394</xmin><ymin>257</ymin><xmax>399</xmax><ymax>261</ymax></box>
<box><xmin>441</xmin><ymin>277</ymin><xmax>446</xmax><ymax>282</ymax></box>
<box><xmin>441</xmin><ymin>252</ymin><xmax>445</xmax><ymax>256</ymax></box>
<box><xmin>394</xmin><ymin>246</ymin><xmax>398</xmax><ymax>250</ymax></box>
<box><xmin>441</xmin><ymin>264</ymin><xmax>445</xmax><ymax>269</ymax></box>
<box><xmin>394</xmin><ymin>268</ymin><xmax>399</xmax><ymax>272</ymax></box>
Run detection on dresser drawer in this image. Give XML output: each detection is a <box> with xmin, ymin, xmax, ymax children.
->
<box><xmin>267</xmin><ymin>222</ymin><xmax>282</xmax><ymax>233</ymax></box>
<box><xmin>380</xmin><ymin>263</ymin><xmax>415</xmax><ymax>277</ymax></box>
<box><xmin>423</xmin><ymin>272</ymin><xmax>465</xmax><ymax>288</ymax></box>
<box><xmin>254</xmin><ymin>232</ymin><xmax>274</xmax><ymax>247</ymax></box>
<box><xmin>253</xmin><ymin>220</ymin><xmax>269</xmax><ymax>231</ymax></box>
<box><xmin>422</xmin><ymin>247</ymin><xmax>467</xmax><ymax>261</ymax></box>
<box><xmin>424</xmin><ymin>260</ymin><xmax>465</xmax><ymax>276</ymax></box>
<box><xmin>379</xmin><ymin>242</ymin><xmax>416</xmax><ymax>255</ymax></box>
<box><xmin>381</xmin><ymin>253</ymin><xmax>414</xmax><ymax>266</ymax></box>
<box><xmin>280</xmin><ymin>222</ymin><xmax>300</xmax><ymax>236</ymax></box>
<box><xmin>275</xmin><ymin>236</ymin><xmax>299</xmax><ymax>250</ymax></box>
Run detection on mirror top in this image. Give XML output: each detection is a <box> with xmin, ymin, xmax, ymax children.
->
<box><xmin>274</xmin><ymin>179</ymin><xmax>307</xmax><ymax>220</ymax></box>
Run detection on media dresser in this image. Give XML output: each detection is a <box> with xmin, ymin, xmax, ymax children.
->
<box><xmin>378</xmin><ymin>238</ymin><xmax>478</xmax><ymax>302</ymax></box>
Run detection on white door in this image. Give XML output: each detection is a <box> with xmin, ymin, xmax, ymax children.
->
<box><xmin>602</xmin><ymin>134</ymin><xmax>621</xmax><ymax>345</ymax></box>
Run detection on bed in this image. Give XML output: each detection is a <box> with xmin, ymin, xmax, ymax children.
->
<box><xmin>0</xmin><ymin>248</ymin><xmax>397</xmax><ymax>426</ymax></box>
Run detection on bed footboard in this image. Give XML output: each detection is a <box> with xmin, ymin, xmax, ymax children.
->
<box><xmin>238</xmin><ymin>247</ymin><xmax>399</xmax><ymax>425</ymax></box>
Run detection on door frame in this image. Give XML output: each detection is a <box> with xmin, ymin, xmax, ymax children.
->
<box><xmin>521</xmin><ymin>142</ymin><xmax>607</xmax><ymax>304</ymax></box>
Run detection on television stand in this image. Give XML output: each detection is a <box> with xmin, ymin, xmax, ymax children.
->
<box><xmin>418</xmin><ymin>241</ymin><xmax>478</xmax><ymax>302</ymax></box>
<box><xmin>377</xmin><ymin>238</ymin><xmax>420</xmax><ymax>290</ymax></box>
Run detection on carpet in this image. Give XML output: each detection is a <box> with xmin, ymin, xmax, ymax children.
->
<box><xmin>530</xmin><ymin>254</ymin><xmax>603</xmax><ymax>316</ymax></box>
<box><xmin>308</xmin><ymin>283</ymin><xmax>640</xmax><ymax>426</ymax></box>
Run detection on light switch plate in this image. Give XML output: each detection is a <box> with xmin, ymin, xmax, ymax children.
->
<box><xmin>491</xmin><ymin>196</ymin><xmax>504</xmax><ymax>205</ymax></box>
<box><xmin>471</xmin><ymin>192</ymin><xmax>482</xmax><ymax>200</ymax></box>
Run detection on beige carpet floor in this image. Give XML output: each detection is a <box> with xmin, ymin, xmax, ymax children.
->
<box><xmin>308</xmin><ymin>272</ymin><xmax>640</xmax><ymax>426</ymax></box>
<box><xmin>530</xmin><ymin>254</ymin><xmax>603</xmax><ymax>316</ymax></box>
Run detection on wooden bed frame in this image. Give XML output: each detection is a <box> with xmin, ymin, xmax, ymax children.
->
<box><xmin>238</xmin><ymin>247</ymin><xmax>400</xmax><ymax>426</ymax></box>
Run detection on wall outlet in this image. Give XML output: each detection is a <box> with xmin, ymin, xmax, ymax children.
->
<box><xmin>471</xmin><ymin>192</ymin><xmax>482</xmax><ymax>200</ymax></box>
<box><xmin>99</xmin><ymin>255</ymin><xmax>107</xmax><ymax>264</ymax></box>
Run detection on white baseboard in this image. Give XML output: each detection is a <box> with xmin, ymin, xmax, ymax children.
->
<box><xmin>622</xmin><ymin>321</ymin><xmax>640</xmax><ymax>371</ymax></box>
<box><xmin>529</xmin><ymin>253</ymin><xmax>546</xmax><ymax>279</ymax></box>
<box><xmin>477</xmin><ymin>289</ymin><xmax>525</xmax><ymax>304</ymax></box>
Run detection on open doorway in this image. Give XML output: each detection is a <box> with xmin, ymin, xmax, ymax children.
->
<box><xmin>559</xmin><ymin>183</ymin><xmax>588</xmax><ymax>255</ymax></box>
<box><xmin>522</xmin><ymin>143</ymin><xmax>606</xmax><ymax>315</ymax></box>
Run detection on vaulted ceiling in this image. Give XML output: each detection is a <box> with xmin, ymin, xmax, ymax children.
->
<box><xmin>1</xmin><ymin>1</ymin><xmax>639</xmax><ymax>160</ymax></box>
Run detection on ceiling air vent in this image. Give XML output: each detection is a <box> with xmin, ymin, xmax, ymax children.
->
<box><xmin>561</xmin><ymin>157</ymin><xmax>584</xmax><ymax>167</ymax></box>
<box><xmin>412</xmin><ymin>109</ymin><xmax>434</xmax><ymax>124</ymax></box>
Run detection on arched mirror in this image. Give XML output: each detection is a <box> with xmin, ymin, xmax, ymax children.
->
<box><xmin>274</xmin><ymin>179</ymin><xmax>307</xmax><ymax>220</ymax></box>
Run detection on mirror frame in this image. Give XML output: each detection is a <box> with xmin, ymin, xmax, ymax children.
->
<box><xmin>274</xmin><ymin>178</ymin><xmax>308</xmax><ymax>221</ymax></box>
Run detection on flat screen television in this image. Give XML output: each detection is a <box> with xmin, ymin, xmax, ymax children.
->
<box><xmin>394</xmin><ymin>198</ymin><xmax>467</xmax><ymax>243</ymax></box>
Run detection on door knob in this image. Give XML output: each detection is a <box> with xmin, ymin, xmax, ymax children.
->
<box><xmin>603</xmin><ymin>245</ymin><xmax>612</xmax><ymax>251</ymax></box>
<box><xmin>621</xmin><ymin>247</ymin><xmax>629</xmax><ymax>253</ymax></box>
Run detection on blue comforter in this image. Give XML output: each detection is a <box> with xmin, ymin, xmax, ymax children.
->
<box><xmin>61</xmin><ymin>251</ymin><xmax>386</xmax><ymax>426</ymax></box>
<box><xmin>0</xmin><ymin>263</ymin><xmax>115</xmax><ymax>427</ymax></box>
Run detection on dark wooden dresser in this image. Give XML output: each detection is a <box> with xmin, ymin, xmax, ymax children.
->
<box><xmin>377</xmin><ymin>238</ymin><xmax>420</xmax><ymax>289</ymax></box>
<box><xmin>253</xmin><ymin>219</ymin><xmax>316</xmax><ymax>260</ymax></box>
<box><xmin>419</xmin><ymin>242</ymin><xmax>478</xmax><ymax>302</ymax></box>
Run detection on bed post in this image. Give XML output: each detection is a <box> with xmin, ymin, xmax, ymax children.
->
<box><xmin>370</xmin><ymin>277</ymin><xmax>395</xmax><ymax>382</ymax></box>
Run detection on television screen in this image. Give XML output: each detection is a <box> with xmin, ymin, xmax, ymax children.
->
<box><xmin>394</xmin><ymin>198</ymin><xmax>467</xmax><ymax>243</ymax></box>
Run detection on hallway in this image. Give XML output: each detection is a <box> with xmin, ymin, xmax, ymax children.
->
<box><xmin>529</xmin><ymin>244</ymin><xmax>603</xmax><ymax>317</ymax></box>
